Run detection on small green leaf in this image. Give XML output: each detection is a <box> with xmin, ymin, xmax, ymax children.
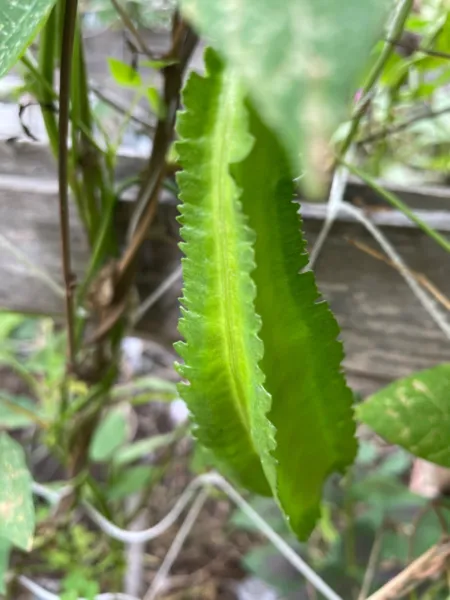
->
<box><xmin>108</xmin><ymin>466</ymin><xmax>154</xmax><ymax>501</ymax></box>
<box><xmin>141</xmin><ymin>58</ymin><xmax>178</xmax><ymax>70</ymax></box>
<box><xmin>89</xmin><ymin>408</ymin><xmax>127</xmax><ymax>462</ymax></box>
<box><xmin>146</xmin><ymin>86</ymin><xmax>166</xmax><ymax>119</ymax></box>
<box><xmin>357</xmin><ymin>364</ymin><xmax>450</xmax><ymax>466</ymax></box>
<box><xmin>0</xmin><ymin>0</ymin><xmax>57</xmax><ymax>78</ymax></box>
<box><xmin>180</xmin><ymin>0</ymin><xmax>392</xmax><ymax>195</ymax></box>
<box><xmin>108</xmin><ymin>57</ymin><xmax>142</xmax><ymax>87</ymax></box>
<box><xmin>0</xmin><ymin>433</ymin><xmax>34</xmax><ymax>551</ymax></box>
<box><xmin>114</xmin><ymin>430</ymin><xmax>180</xmax><ymax>466</ymax></box>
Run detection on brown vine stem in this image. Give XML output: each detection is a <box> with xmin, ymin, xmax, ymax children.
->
<box><xmin>59</xmin><ymin>0</ymin><xmax>79</xmax><ymax>371</ymax></box>
<box><xmin>357</xmin><ymin>105</ymin><xmax>450</xmax><ymax>145</ymax></box>
<box><xmin>366</xmin><ymin>538</ymin><xmax>450</xmax><ymax>600</ymax></box>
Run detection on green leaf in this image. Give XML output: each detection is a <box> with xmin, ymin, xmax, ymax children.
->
<box><xmin>107</xmin><ymin>465</ymin><xmax>154</xmax><ymax>501</ymax></box>
<box><xmin>175</xmin><ymin>48</ymin><xmax>273</xmax><ymax>496</ymax></box>
<box><xmin>108</xmin><ymin>57</ymin><xmax>142</xmax><ymax>87</ymax></box>
<box><xmin>89</xmin><ymin>407</ymin><xmax>127</xmax><ymax>462</ymax></box>
<box><xmin>357</xmin><ymin>364</ymin><xmax>450</xmax><ymax>466</ymax></box>
<box><xmin>0</xmin><ymin>0</ymin><xmax>57</xmax><ymax>78</ymax></box>
<box><xmin>113</xmin><ymin>430</ymin><xmax>180</xmax><ymax>466</ymax></box>
<box><xmin>180</xmin><ymin>0</ymin><xmax>392</xmax><ymax>195</ymax></box>
<box><xmin>146</xmin><ymin>86</ymin><xmax>166</xmax><ymax>119</ymax></box>
<box><xmin>0</xmin><ymin>433</ymin><xmax>34</xmax><ymax>551</ymax></box>
<box><xmin>112</xmin><ymin>376</ymin><xmax>178</xmax><ymax>399</ymax></box>
<box><xmin>234</xmin><ymin>107</ymin><xmax>356</xmax><ymax>538</ymax></box>
<box><xmin>0</xmin><ymin>393</ymin><xmax>42</xmax><ymax>430</ymax></box>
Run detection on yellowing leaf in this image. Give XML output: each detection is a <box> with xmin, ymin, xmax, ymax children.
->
<box><xmin>0</xmin><ymin>433</ymin><xmax>34</xmax><ymax>551</ymax></box>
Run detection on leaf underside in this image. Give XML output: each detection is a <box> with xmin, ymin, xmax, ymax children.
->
<box><xmin>0</xmin><ymin>0</ymin><xmax>57</xmax><ymax>78</ymax></box>
<box><xmin>234</xmin><ymin>107</ymin><xmax>357</xmax><ymax>537</ymax></box>
<box><xmin>358</xmin><ymin>364</ymin><xmax>450</xmax><ymax>467</ymax></box>
<box><xmin>180</xmin><ymin>0</ymin><xmax>392</xmax><ymax>195</ymax></box>
<box><xmin>175</xmin><ymin>49</ymin><xmax>272</xmax><ymax>496</ymax></box>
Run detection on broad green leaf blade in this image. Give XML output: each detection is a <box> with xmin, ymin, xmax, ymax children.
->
<box><xmin>180</xmin><ymin>0</ymin><xmax>392</xmax><ymax>194</ymax></box>
<box><xmin>89</xmin><ymin>407</ymin><xmax>128</xmax><ymax>462</ymax></box>
<box><xmin>0</xmin><ymin>433</ymin><xmax>34</xmax><ymax>550</ymax></box>
<box><xmin>0</xmin><ymin>0</ymin><xmax>57</xmax><ymax>77</ymax></box>
<box><xmin>175</xmin><ymin>48</ymin><xmax>273</xmax><ymax>496</ymax></box>
<box><xmin>234</xmin><ymin>108</ymin><xmax>357</xmax><ymax>538</ymax></box>
<box><xmin>357</xmin><ymin>364</ymin><xmax>450</xmax><ymax>466</ymax></box>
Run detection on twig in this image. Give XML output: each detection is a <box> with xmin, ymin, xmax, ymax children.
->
<box><xmin>0</xmin><ymin>233</ymin><xmax>64</xmax><ymax>298</ymax></box>
<box><xmin>131</xmin><ymin>264</ymin><xmax>182</xmax><ymax>326</ymax></box>
<box><xmin>109</xmin><ymin>0</ymin><xmax>154</xmax><ymax>58</ymax></box>
<box><xmin>340</xmin><ymin>160</ymin><xmax>450</xmax><ymax>254</ymax></box>
<box><xmin>91</xmin><ymin>85</ymin><xmax>155</xmax><ymax>131</ymax></box>
<box><xmin>308</xmin><ymin>148</ymin><xmax>353</xmax><ymax>268</ymax></box>
<box><xmin>388</xmin><ymin>38</ymin><xmax>450</xmax><ymax>61</ymax></box>
<box><xmin>357</xmin><ymin>105</ymin><xmax>450</xmax><ymax>145</ymax></box>
<box><xmin>340</xmin><ymin>202</ymin><xmax>450</xmax><ymax>339</ymax></box>
<box><xmin>144</xmin><ymin>489</ymin><xmax>209</xmax><ymax>600</ymax></box>
<box><xmin>33</xmin><ymin>472</ymin><xmax>343</xmax><ymax>600</ymax></box>
<box><xmin>340</xmin><ymin>0</ymin><xmax>413</xmax><ymax>156</ymax></box>
<box><xmin>58</xmin><ymin>0</ymin><xmax>79</xmax><ymax>370</ymax></box>
<box><xmin>346</xmin><ymin>238</ymin><xmax>450</xmax><ymax>311</ymax></box>
<box><xmin>358</xmin><ymin>527</ymin><xmax>385</xmax><ymax>600</ymax></box>
<box><xmin>366</xmin><ymin>537</ymin><xmax>450</xmax><ymax>599</ymax></box>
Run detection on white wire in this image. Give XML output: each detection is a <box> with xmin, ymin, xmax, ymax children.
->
<box><xmin>131</xmin><ymin>264</ymin><xmax>182</xmax><ymax>326</ymax></box>
<box><xmin>31</xmin><ymin>472</ymin><xmax>343</xmax><ymax>600</ymax></box>
<box><xmin>83</xmin><ymin>476</ymin><xmax>202</xmax><ymax>543</ymax></box>
<box><xmin>339</xmin><ymin>201</ymin><xmax>450</xmax><ymax>340</ymax></box>
<box><xmin>309</xmin><ymin>151</ymin><xmax>353</xmax><ymax>268</ymax></box>
<box><xmin>18</xmin><ymin>576</ymin><xmax>139</xmax><ymax>600</ymax></box>
<box><xmin>143</xmin><ymin>488</ymin><xmax>209</xmax><ymax>600</ymax></box>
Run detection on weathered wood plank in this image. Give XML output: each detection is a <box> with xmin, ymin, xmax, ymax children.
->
<box><xmin>0</xmin><ymin>157</ymin><xmax>449</xmax><ymax>397</ymax></box>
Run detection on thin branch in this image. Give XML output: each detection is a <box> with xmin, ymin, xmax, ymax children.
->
<box><xmin>340</xmin><ymin>201</ymin><xmax>450</xmax><ymax>339</ymax></box>
<box><xmin>109</xmin><ymin>0</ymin><xmax>154</xmax><ymax>58</ymax></box>
<box><xmin>366</xmin><ymin>538</ymin><xmax>450</xmax><ymax>600</ymax></box>
<box><xmin>0</xmin><ymin>233</ymin><xmax>64</xmax><ymax>298</ymax></box>
<box><xmin>90</xmin><ymin>85</ymin><xmax>155</xmax><ymax>131</ymax></box>
<box><xmin>340</xmin><ymin>160</ymin><xmax>450</xmax><ymax>254</ymax></box>
<box><xmin>144</xmin><ymin>489</ymin><xmax>209</xmax><ymax>600</ymax></box>
<box><xmin>357</xmin><ymin>105</ymin><xmax>450</xmax><ymax>145</ymax></box>
<box><xmin>33</xmin><ymin>472</ymin><xmax>343</xmax><ymax>600</ymax></box>
<box><xmin>308</xmin><ymin>148</ymin><xmax>354</xmax><ymax>268</ymax></box>
<box><xmin>131</xmin><ymin>264</ymin><xmax>182</xmax><ymax>326</ymax></box>
<box><xmin>357</xmin><ymin>527</ymin><xmax>385</xmax><ymax>600</ymax></box>
<box><xmin>388</xmin><ymin>37</ymin><xmax>450</xmax><ymax>61</ymax></box>
<box><xmin>340</xmin><ymin>0</ymin><xmax>413</xmax><ymax>156</ymax></box>
<box><xmin>58</xmin><ymin>0</ymin><xmax>79</xmax><ymax>370</ymax></box>
<box><xmin>346</xmin><ymin>237</ymin><xmax>450</xmax><ymax>311</ymax></box>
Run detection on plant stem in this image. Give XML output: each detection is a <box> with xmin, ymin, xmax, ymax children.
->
<box><xmin>340</xmin><ymin>0</ymin><xmax>413</xmax><ymax>156</ymax></box>
<box><xmin>341</xmin><ymin>160</ymin><xmax>450</xmax><ymax>254</ymax></box>
<box><xmin>58</xmin><ymin>0</ymin><xmax>79</xmax><ymax>371</ymax></box>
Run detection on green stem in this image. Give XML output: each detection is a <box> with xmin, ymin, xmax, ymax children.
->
<box><xmin>341</xmin><ymin>160</ymin><xmax>450</xmax><ymax>254</ymax></box>
<box><xmin>340</xmin><ymin>0</ymin><xmax>413</xmax><ymax>156</ymax></box>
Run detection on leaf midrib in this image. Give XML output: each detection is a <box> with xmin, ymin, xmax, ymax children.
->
<box><xmin>211</xmin><ymin>72</ymin><xmax>250</xmax><ymax>432</ymax></box>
